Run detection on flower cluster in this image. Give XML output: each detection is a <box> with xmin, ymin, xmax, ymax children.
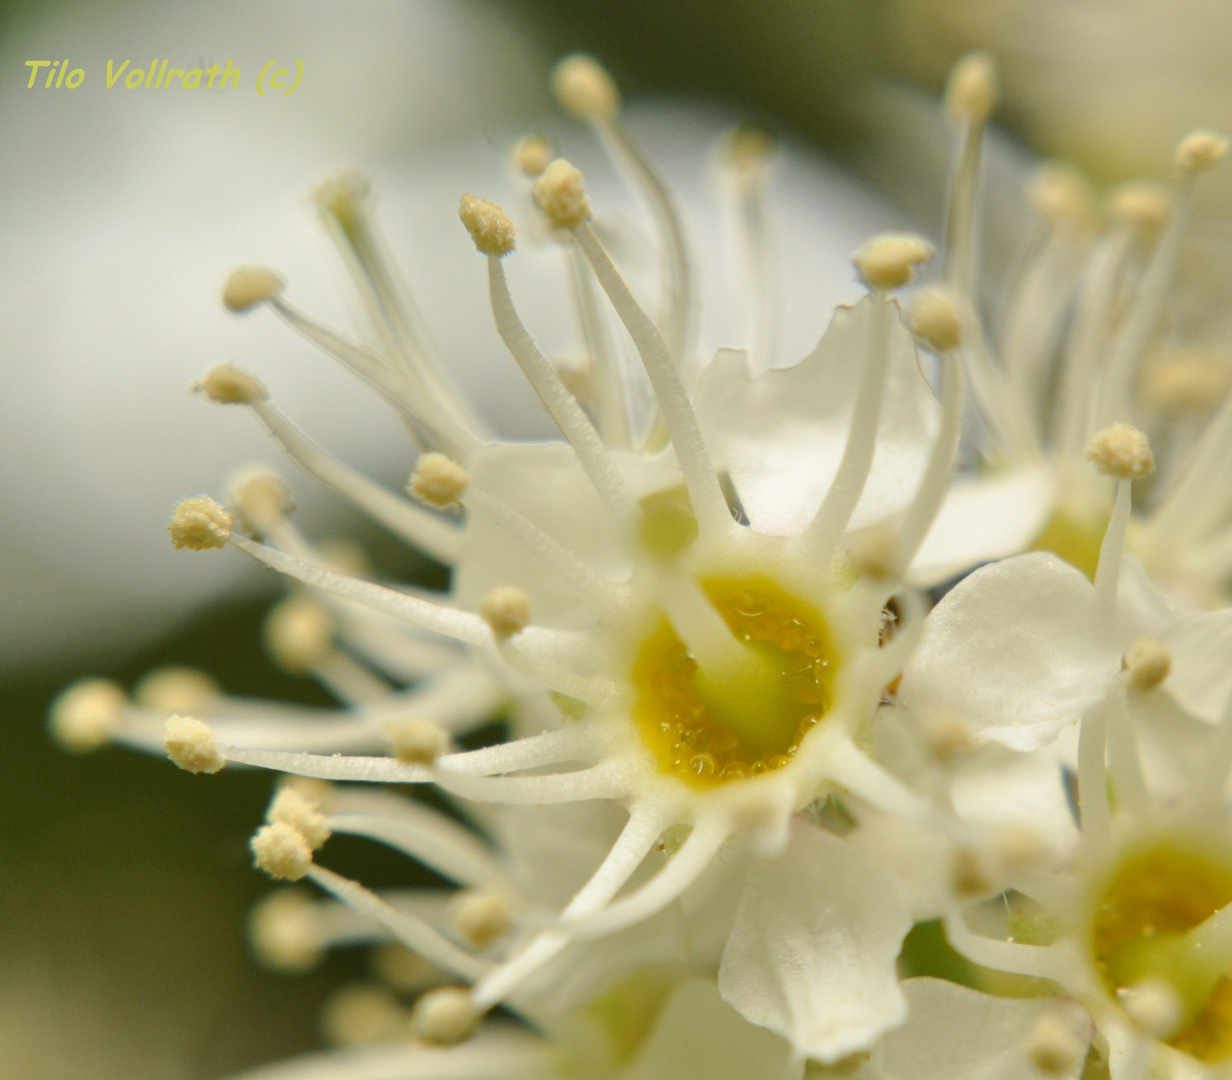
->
<box><xmin>53</xmin><ymin>50</ymin><xmax>1232</xmax><ymax>1080</ymax></box>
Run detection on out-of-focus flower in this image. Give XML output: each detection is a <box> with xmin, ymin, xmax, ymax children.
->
<box><xmin>0</xmin><ymin>0</ymin><xmax>546</xmax><ymax>668</ymax></box>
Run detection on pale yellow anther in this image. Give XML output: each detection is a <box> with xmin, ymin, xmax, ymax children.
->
<box><xmin>852</xmin><ymin>233</ymin><xmax>934</xmax><ymax>292</ymax></box>
<box><xmin>193</xmin><ymin>364</ymin><xmax>266</xmax><ymax>404</ymax></box>
<box><xmin>1142</xmin><ymin>348</ymin><xmax>1232</xmax><ymax>417</ymax></box>
<box><xmin>372</xmin><ymin>945</ymin><xmax>441</xmax><ymax>992</ymax></box>
<box><xmin>945</xmin><ymin>51</ymin><xmax>998</xmax><ymax>125</ymax></box>
<box><xmin>907</xmin><ymin>290</ymin><xmax>963</xmax><ymax>352</ymax></box>
<box><xmin>249</xmin><ymin>889</ymin><xmax>323</xmax><ymax>973</ymax></box>
<box><xmin>723</xmin><ymin>122</ymin><xmax>779</xmax><ymax>179</ymax></box>
<box><xmin>168</xmin><ymin>496</ymin><xmax>233</xmax><ymax>551</ymax></box>
<box><xmin>1086</xmin><ymin>423</ymin><xmax>1155</xmax><ymax>479</ymax></box>
<box><xmin>410</xmin><ymin>986</ymin><xmax>479</xmax><ymax>1046</ymax></box>
<box><xmin>480</xmin><ymin>586</ymin><xmax>531</xmax><ymax>640</ymax></box>
<box><xmin>251</xmin><ymin>821</ymin><xmax>313</xmax><ymax>881</ymax></box>
<box><xmin>450</xmin><ymin>888</ymin><xmax>513</xmax><ymax>949</ymax></box>
<box><xmin>512</xmin><ymin>134</ymin><xmax>553</xmax><ymax>179</ymax></box>
<box><xmin>1176</xmin><ymin>129</ymin><xmax>1229</xmax><ymax>176</ymax></box>
<box><xmin>950</xmin><ymin>846</ymin><xmax>995</xmax><ymax>900</ymax></box>
<box><xmin>919</xmin><ymin>713</ymin><xmax>977</xmax><ymax>763</ymax></box>
<box><xmin>1123</xmin><ymin>638</ymin><xmax>1171</xmax><ymax>693</ymax></box>
<box><xmin>533</xmin><ymin>159</ymin><xmax>591</xmax><ymax>230</ymax></box>
<box><xmin>317</xmin><ymin>538</ymin><xmax>372</xmax><ymax>577</ymax></box>
<box><xmin>408</xmin><ymin>452</ymin><xmax>469</xmax><ymax>509</ymax></box>
<box><xmin>459</xmin><ymin>195</ymin><xmax>516</xmax><ymax>257</ymax></box>
<box><xmin>994</xmin><ymin>825</ymin><xmax>1051</xmax><ymax>874</ymax></box>
<box><xmin>322</xmin><ymin>985</ymin><xmax>407</xmax><ymax>1047</ymax></box>
<box><xmin>267</xmin><ymin>787</ymin><xmax>331</xmax><ymax>850</ymax></box>
<box><xmin>222</xmin><ymin>267</ymin><xmax>285</xmax><ymax>313</ymax></box>
<box><xmin>1027</xmin><ymin>164</ymin><xmax>1101</xmax><ymax>233</ymax></box>
<box><xmin>278</xmin><ymin>774</ymin><xmax>337</xmax><ymax>812</ymax></box>
<box><xmin>385</xmin><ymin>718</ymin><xmax>446</xmax><ymax>766</ymax></box>
<box><xmin>133</xmin><ymin>667</ymin><xmax>221</xmax><ymax>714</ymax></box>
<box><xmin>551</xmin><ymin>53</ymin><xmax>620</xmax><ymax>122</ymax></box>
<box><xmin>164</xmin><ymin>714</ymin><xmax>226</xmax><ymax>775</ymax></box>
<box><xmin>264</xmin><ymin>595</ymin><xmax>335</xmax><ymax>674</ymax></box>
<box><xmin>848</xmin><ymin>529</ymin><xmax>899</xmax><ymax>581</ymax></box>
<box><xmin>312</xmin><ymin>169</ymin><xmax>371</xmax><ymax>223</ymax></box>
<box><xmin>1109</xmin><ymin>181</ymin><xmax>1173</xmax><ymax>234</ymax></box>
<box><xmin>48</xmin><ymin>678</ymin><xmax>125</xmax><ymax>753</ymax></box>
<box><xmin>229</xmin><ymin>468</ymin><xmax>294</xmax><ymax>536</ymax></box>
<box><xmin>1118</xmin><ymin>978</ymin><xmax>1183</xmax><ymax>1039</ymax></box>
<box><xmin>1024</xmin><ymin>1006</ymin><xmax>1091</xmax><ymax>1076</ymax></box>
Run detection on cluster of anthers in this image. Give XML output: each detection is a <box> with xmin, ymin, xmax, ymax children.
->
<box><xmin>51</xmin><ymin>49</ymin><xmax>1232</xmax><ymax>1080</ymax></box>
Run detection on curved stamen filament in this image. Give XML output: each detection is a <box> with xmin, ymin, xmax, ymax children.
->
<box><xmin>326</xmin><ymin>813</ymin><xmax>506</xmax><ymax>889</ymax></box>
<box><xmin>247</xmin><ymin>398</ymin><xmax>460</xmax><ymax>565</ymax></box>
<box><xmin>485</xmin><ymin>255</ymin><xmax>638</xmax><ymax>524</ymax></box>
<box><xmin>573</xmin><ymin>221</ymin><xmax>733</xmax><ymax>536</ymax></box>
<box><xmin>1094</xmin><ymin>479</ymin><xmax>1132</xmax><ymax>604</ymax></box>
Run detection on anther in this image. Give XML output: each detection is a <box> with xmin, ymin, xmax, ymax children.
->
<box><xmin>1109</xmin><ymin>182</ymin><xmax>1172</xmax><ymax>234</ymax></box>
<box><xmin>222</xmin><ymin>266</ymin><xmax>285</xmax><ymax>313</ymax></box>
<box><xmin>907</xmin><ymin>290</ymin><xmax>963</xmax><ymax>352</ymax></box>
<box><xmin>848</xmin><ymin>528</ymin><xmax>899</xmax><ymax>581</ymax></box>
<box><xmin>1118</xmin><ymin>978</ymin><xmax>1183</xmax><ymax>1039</ymax></box>
<box><xmin>950</xmin><ymin>846</ymin><xmax>995</xmax><ymax>899</ymax></box>
<box><xmin>248</xmin><ymin>889</ymin><xmax>323</xmax><ymax>972</ymax></box>
<box><xmin>264</xmin><ymin>595</ymin><xmax>335</xmax><ymax>675</ymax></box>
<box><xmin>1142</xmin><ymin>348</ymin><xmax>1232</xmax><ymax>417</ymax></box>
<box><xmin>1024</xmin><ymin>1004</ymin><xmax>1091</xmax><ymax>1076</ymax></box>
<box><xmin>723</xmin><ymin>122</ymin><xmax>779</xmax><ymax>179</ymax></box>
<box><xmin>1086</xmin><ymin>423</ymin><xmax>1155</xmax><ymax>479</ymax></box>
<box><xmin>459</xmin><ymin>195</ymin><xmax>516</xmax><ymax>257</ymax></box>
<box><xmin>384</xmin><ymin>718</ymin><xmax>446</xmax><ymax>766</ymax></box>
<box><xmin>480</xmin><ymin>586</ymin><xmax>531</xmax><ymax>640</ymax></box>
<box><xmin>533</xmin><ymin>159</ymin><xmax>591</xmax><ymax>230</ymax></box>
<box><xmin>251</xmin><ymin>821</ymin><xmax>313</xmax><ymax>881</ymax></box>
<box><xmin>322</xmin><ymin>985</ymin><xmax>407</xmax><ymax>1047</ymax></box>
<box><xmin>312</xmin><ymin>169</ymin><xmax>371</xmax><ymax>223</ymax></box>
<box><xmin>1027</xmin><ymin>164</ymin><xmax>1100</xmax><ymax>233</ymax></box>
<box><xmin>229</xmin><ymin>468</ymin><xmax>294</xmax><ymax>535</ymax></box>
<box><xmin>551</xmin><ymin>53</ymin><xmax>620</xmax><ymax>122</ymax></box>
<box><xmin>266</xmin><ymin>787</ymin><xmax>331</xmax><ymax>850</ymax></box>
<box><xmin>48</xmin><ymin>678</ymin><xmax>125</xmax><ymax>753</ymax></box>
<box><xmin>168</xmin><ymin>496</ymin><xmax>233</xmax><ymax>550</ymax></box>
<box><xmin>945</xmin><ymin>51</ymin><xmax>998</xmax><ymax>125</ymax></box>
<box><xmin>1123</xmin><ymin>638</ymin><xmax>1171</xmax><ymax>693</ymax></box>
<box><xmin>133</xmin><ymin>666</ymin><xmax>221</xmax><ymax>714</ymax></box>
<box><xmin>410</xmin><ymin>986</ymin><xmax>479</xmax><ymax>1046</ymax></box>
<box><xmin>1175</xmin><ymin>129</ymin><xmax>1230</xmax><ymax>177</ymax></box>
<box><xmin>164</xmin><ymin>715</ymin><xmax>226</xmax><ymax>774</ymax></box>
<box><xmin>193</xmin><ymin>364</ymin><xmax>267</xmax><ymax>404</ymax></box>
<box><xmin>852</xmin><ymin>233</ymin><xmax>935</xmax><ymax>293</ymax></box>
<box><xmin>408</xmin><ymin>452</ymin><xmax>469</xmax><ymax>509</ymax></box>
<box><xmin>919</xmin><ymin>713</ymin><xmax>976</xmax><ymax>763</ymax></box>
<box><xmin>512</xmin><ymin>134</ymin><xmax>553</xmax><ymax>179</ymax></box>
<box><xmin>450</xmin><ymin>888</ymin><xmax>513</xmax><ymax>949</ymax></box>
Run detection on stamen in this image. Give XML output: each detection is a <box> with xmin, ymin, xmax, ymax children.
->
<box><xmin>267</xmin><ymin>787</ymin><xmax>331</xmax><ymax>850</ymax></box>
<box><xmin>570</xmin><ymin>208</ymin><xmax>732</xmax><ymax>534</ymax></box>
<box><xmin>308</xmin><ymin>866</ymin><xmax>488</xmax><ymax>982</ymax></box>
<box><xmin>264</xmin><ymin>292</ymin><xmax>481</xmax><ymax>461</ymax></box>
<box><xmin>164</xmin><ymin>715</ymin><xmax>226</xmax><ymax>775</ymax></box>
<box><xmin>479</xmin><ymin>586</ymin><xmax>530</xmax><ymax>641</ymax></box>
<box><xmin>313</xmin><ymin>172</ymin><xmax>491</xmax><ymax>440</ymax></box>
<box><xmin>408</xmin><ymin>452</ymin><xmax>469</xmax><ymax>511</ymax></box>
<box><xmin>228</xmin><ymin>468</ymin><xmax>294</xmax><ymax>538</ymax></box>
<box><xmin>48</xmin><ymin>678</ymin><xmax>125</xmax><ymax>753</ymax></box>
<box><xmin>800</xmin><ymin>289</ymin><xmax>898</xmax><ymax>556</ymax></box>
<box><xmin>410</xmin><ymin>986</ymin><xmax>481</xmax><ymax>1046</ymax></box>
<box><xmin>1076</xmin><ymin>697</ymin><xmax>1112</xmax><ymax>849</ymax></box>
<box><xmin>942</xmin><ymin>52</ymin><xmax>998</xmax><ymax>299</ymax></box>
<box><xmin>851</xmin><ymin>233</ymin><xmax>934</xmax><ymax>293</ymax></box>
<box><xmin>326</xmin><ymin>811</ymin><xmax>501</xmax><ymax>889</ymax></box>
<box><xmin>385</xmin><ymin>719</ymin><xmax>446</xmax><ymax>766</ymax></box>
<box><xmin>1024</xmin><ymin>1005</ymin><xmax>1092</xmax><ymax>1076</ymax></box>
<box><xmin>234</xmin><ymin>392</ymin><xmax>460</xmax><ymax>565</ymax></box>
<box><xmin>248</xmin><ymin>889</ymin><xmax>324</xmax><ymax>972</ymax></box>
<box><xmin>1088</xmin><ymin>424</ymin><xmax>1154</xmax><ymax>600</ymax></box>
<box><xmin>451</xmin><ymin>888</ymin><xmax>513</xmax><ymax>949</ymax></box>
<box><xmin>168</xmin><ymin>496</ymin><xmax>232</xmax><ymax>550</ymax></box>
<box><xmin>222</xmin><ymin>266</ymin><xmax>284</xmax><ymax>313</ymax></box>
<box><xmin>1096</xmin><ymin>131</ymin><xmax>1227</xmax><ymax>427</ymax></box>
<box><xmin>907</xmin><ymin>290</ymin><xmax>963</xmax><ymax>355</ymax></box>
<box><xmin>480</xmin><ymin>253</ymin><xmax>639</xmax><ymax>523</ymax></box>
<box><xmin>1123</xmin><ymin>639</ymin><xmax>1171</xmax><ymax>694</ymax></box>
<box><xmin>552</xmin><ymin>55</ymin><xmax>696</xmax><ymax>383</ymax></box>
<box><xmin>512</xmin><ymin>134</ymin><xmax>553</xmax><ymax>179</ymax></box>
<box><xmin>251</xmin><ymin>821</ymin><xmax>313</xmax><ymax>881</ymax></box>
<box><xmin>194</xmin><ymin>363</ymin><xmax>267</xmax><ymax>403</ymax></box>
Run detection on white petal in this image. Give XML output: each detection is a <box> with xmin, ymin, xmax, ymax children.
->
<box><xmin>909</xmin><ymin>468</ymin><xmax>1055</xmax><ymax>586</ymax></box>
<box><xmin>695</xmin><ymin>299</ymin><xmax>940</xmax><ymax>536</ymax></box>
<box><xmin>898</xmin><ymin>552</ymin><xmax>1122</xmax><ymax>751</ymax></box>
<box><xmin>1161</xmin><ymin>608</ymin><xmax>1232</xmax><ymax>722</ymax></box>
<box><xmin>718</xmin><ymin>819</ymin><xmax>911</xmax><ymax>1063</ymax></box>
<box><xmin>869</xmin><ymin>978</ymin><xmax>1086</xmax><ymax>1080</ymax></box>
<box><xmin>619</xmin><ymin>977</ymin><xmax>801</xmax><ymax>1080</ymax></box>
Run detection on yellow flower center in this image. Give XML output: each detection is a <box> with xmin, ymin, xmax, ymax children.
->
<box><xmin>1032</xmin><ymin>505</ymin><xmax>1110</xmax><ymax>581</ymax></box>
<box><xmin>631</xmin><ymin>576</ymin><xmax>837</xmax><ymax>787</ymax></box>
<box><xmin>1091</xmin><ymin>842</ymin><xmax>1232</xmax><ymax>1061</ymax></box>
